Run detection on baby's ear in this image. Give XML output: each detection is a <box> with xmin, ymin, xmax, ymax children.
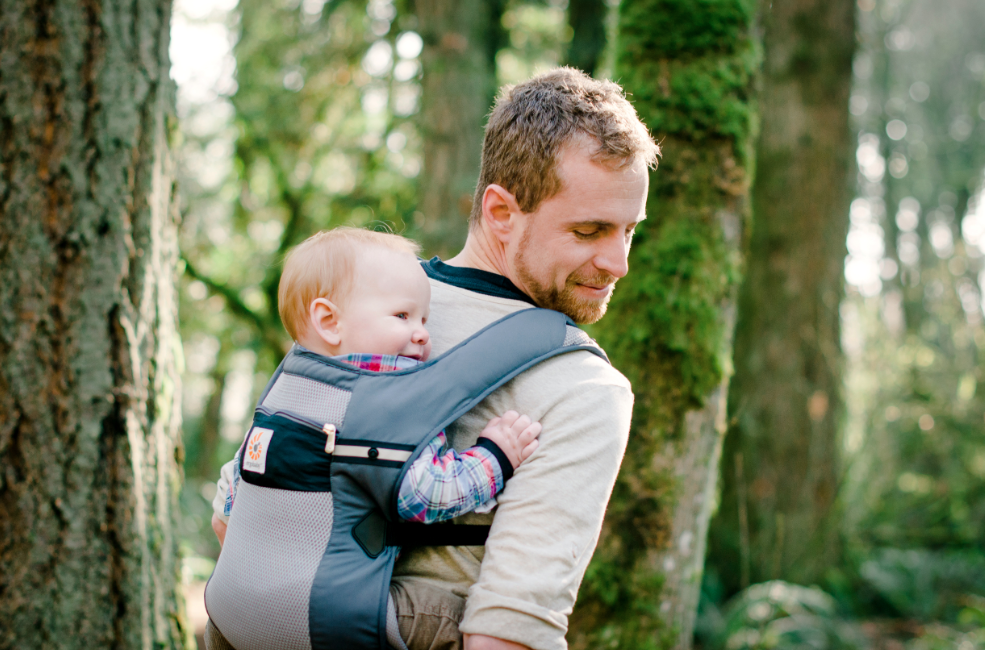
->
<box><xmin>309</xmin><ymin>298</ymin><xmax>342</xmax><ymax>347</ymax></box>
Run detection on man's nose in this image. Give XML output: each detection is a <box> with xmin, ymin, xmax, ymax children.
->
<box><xmin>594</xmin><ymin>233</ymin><xmax>631</xmax><ymax>279</ymax></box>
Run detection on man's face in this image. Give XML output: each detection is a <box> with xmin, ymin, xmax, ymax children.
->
<box><xmin>507</xmin><ymin>142</ymin><xmax>649</xmax><ymax>324</ymax></box>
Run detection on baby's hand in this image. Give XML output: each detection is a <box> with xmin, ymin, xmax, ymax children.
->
<box><xmin>480</xmin><ymin>410</ymin><xmax>542</xmax><ymax>470</ymax></box>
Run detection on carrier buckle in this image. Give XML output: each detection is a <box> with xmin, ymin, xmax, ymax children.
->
<box><xmin>323</xmin><ymin>424</ymin><xmax>337</xmax><ymax>453</ymax></box>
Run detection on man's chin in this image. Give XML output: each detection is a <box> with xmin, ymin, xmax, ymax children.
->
<box><xmin>546</xmin><ymin>293</ymin><xmax>611</xmax><ymax>324</ymax></box>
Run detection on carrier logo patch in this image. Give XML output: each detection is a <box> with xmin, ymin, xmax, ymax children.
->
<box><xmin>242</xmin><ymin>427</ymin><xmax>274</xmax><ymax>474</ymax></box>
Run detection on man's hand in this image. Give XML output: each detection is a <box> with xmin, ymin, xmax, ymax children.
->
<box><xmin>480</xmin><ymin>410</ymin><xmax>542</xmax><ymax>469</ymax></box>
<box><xmin>212</xmin><ymin>513</ymin><xmax>227</xmax><ymax>548</ymax></box>
<box><xmin>464</xmin><ymin>634</ymin><xmax>531</xmax><ymax>650</ymax></box>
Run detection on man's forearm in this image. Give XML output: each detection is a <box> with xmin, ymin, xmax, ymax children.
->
<box><xmin>464</xmin><ymin>634</ymin><xmax>531</xmax><ymax>650</ymax></box>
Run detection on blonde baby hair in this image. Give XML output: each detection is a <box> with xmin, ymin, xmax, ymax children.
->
<box><xmin>277</xmin><ymin>227</ymin><xmax>421</xmax><ymax>341</ymax></box>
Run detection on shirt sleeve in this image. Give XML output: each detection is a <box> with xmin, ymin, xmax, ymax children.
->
<box><xmin>458</xmin><ymin>371</ymin><xmax>634</xmax><ymax>650</ymax></box>
<box><xmin>396</xmin><ymin>431</ymin><xmax>509</xmax><ymax>524</ymax></box>
<box><xmin>212</xmin><ymin>456</ymin><xmax>238</xmax><ymax>524</ymax></box>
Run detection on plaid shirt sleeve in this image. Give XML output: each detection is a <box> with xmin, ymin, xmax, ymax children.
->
<box><xmin>223</xmin><ymin>442</ymin><xmax>243</xmax><ymax>518</ymax></box>
<box><xmin>396</xmin><ymin>431</ymin><xmax>509</xmax><ymax>524</ymax></box>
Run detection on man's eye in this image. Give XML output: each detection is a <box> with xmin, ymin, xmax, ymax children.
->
<box><xmin>574</xmin><ymin>230</ymin><xmax>599</xmax><ymax>239</ymax></box>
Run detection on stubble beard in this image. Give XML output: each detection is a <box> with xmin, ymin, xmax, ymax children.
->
<box><xmin>515</xmin><ymin>238</ymin><xmax>617</xmax><ymax>325</ymax></box>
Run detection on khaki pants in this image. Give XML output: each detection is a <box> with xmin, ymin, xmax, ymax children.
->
<box><xmin>390</xmin><ymin>580</ymin><xmax>465</xmax><ymax>650</ymax></box>
<box><xmin>204</xmin><ymin>582</ymin><xmax>464</xmax><ymax>650</ymax></box>
<box><xmin>204</xmin><ymin>619</ymin><xmax>236</xmax><ymax>650</ymax></box>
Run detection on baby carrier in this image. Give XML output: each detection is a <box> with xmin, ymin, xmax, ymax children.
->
<box><xmin>204</xmin><ymin>308</ymin><xmax>607</xmax><ymax>650</ymax></box>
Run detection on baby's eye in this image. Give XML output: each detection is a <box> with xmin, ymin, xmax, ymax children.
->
<box><xmin>395</xmin><ymin>312</ymin><xmax>408</xmax><ymax>320</ymax></box>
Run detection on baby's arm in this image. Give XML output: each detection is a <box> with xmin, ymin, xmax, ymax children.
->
<box><xmin>397</xmin><ymin>411</ymin><xmax>541</xmax><ymax>524</ymax></box>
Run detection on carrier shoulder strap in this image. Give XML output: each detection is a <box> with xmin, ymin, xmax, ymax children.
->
<box><xmin>328</xmin><ymin>308</ymin><xmax>606</xmax><ymax>520</ymax></box>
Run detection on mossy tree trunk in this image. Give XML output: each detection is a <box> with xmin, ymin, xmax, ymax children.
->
<box><xmin>414</xmin><ymin>0</ymin><xmax>503</xmax><ymax>257</ymax></box>
<box><xmin>568</xmin><ymin>1</ymin><xmax>760</xmax><ymax>648</ymax></box>
<box><xmin>708</xmin><ymin>0</ymin><xmax>855</xmax><ymax>596</ymax></box>
<box><xmin>0</xmin><ymin>1</ymin><xmax>184</xmax><ymax>648</ymax></box>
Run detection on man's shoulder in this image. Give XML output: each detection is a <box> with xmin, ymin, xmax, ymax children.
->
<box><xmin>427</xmin><ymin>277</ymin><xmax>630</xmax><ymax>391</ymax></box>
<box><xmin>513</xmin><ymin>345</ymin><xmax>632</xmax><ymax>400</ymax></box>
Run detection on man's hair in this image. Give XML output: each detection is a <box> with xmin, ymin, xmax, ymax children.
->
<box><xmin>278</xmin><ymin>227</ymin><xmax>421</xmax><ymax>341</ymax></box>
<box><xmin>469</xmin><ymin>67</ymin><xmax>660</xmax><ymax>228</ymax></box>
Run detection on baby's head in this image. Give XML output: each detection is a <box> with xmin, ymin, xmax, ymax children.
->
<box><xmin>279</xmin><ymin>228</ymin><xmax>431</xmax><ymax>360</ymax></box>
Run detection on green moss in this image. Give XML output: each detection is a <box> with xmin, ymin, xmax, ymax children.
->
<box><xmin>570</xmin><ymin>0</ymin><xmax>758</xmax><ymax>646</ymax></box>
<box><xmin>619</xmin><ymin>0</ymin><xmax>753</xmax><ymax>59</ymax></box>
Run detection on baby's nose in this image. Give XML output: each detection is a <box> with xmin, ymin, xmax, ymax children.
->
<box><xmin>414</xmin><ymin>327</ymin><xmax>430</xmax><ymax>344</ymax></box>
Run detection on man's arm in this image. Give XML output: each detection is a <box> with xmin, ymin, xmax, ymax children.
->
<box><xmin>458</xmin><ymin>356</ymin><xmax>634</xmax><ymax>650</ymax></box>
<box><xmin>464</xmin><ymin>634</ymin><xmax>530</xmax><ymax>650</ymax></box>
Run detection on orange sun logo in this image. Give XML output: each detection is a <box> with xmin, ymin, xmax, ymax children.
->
<box><xmin>248</xmin><ymin>431</ymin><xmax>264</xmax><ymax>461</ymax></box>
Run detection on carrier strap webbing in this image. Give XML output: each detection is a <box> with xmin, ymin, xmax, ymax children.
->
<box><xmin>385</xmin><ymin>523</ymin><xmax>490</xmax><ymax>547</ymax></box>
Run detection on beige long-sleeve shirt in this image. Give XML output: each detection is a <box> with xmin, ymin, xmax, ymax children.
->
<box><xmin>389</xmin><ymin>277</ymin><xmax>633</xmax><ymax>650</ymax></box>
<box><xmin>212</xmin><ymin>270</ymin><xmax>633</xmax><ymax>650</ymax></box>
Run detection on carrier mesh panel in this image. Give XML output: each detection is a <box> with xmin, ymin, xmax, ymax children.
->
<box><xmin>206</xmin><ymin>481</ymin><xmax>334</xmax><ymax>650</ymax></box>
<box><xmin>563</xmin><ymin>326</ymin><xmax>593</xmax><ymax>347</ymax></box>
<box><xmin>386</xmin><ymin>594</ymin><xmax>408</xmax><ymax>650</ymax></box>
<box><xmin>262</xmin><ymin>372</ymin><xmax>351</xmax><ymax>426</ymax></box>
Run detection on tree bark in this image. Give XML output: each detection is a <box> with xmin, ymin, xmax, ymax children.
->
<box><xmin>708</xmin><ymin>0</ymin><xmax>856</xmax><ymax>595</ymax></box>
<box><xmin>568</xmin><ymin>1</ymin><xmax>760</xmax><ymax>648</ymax></box>
<box><xmin>414</xmin><ymin>0</ymin><xmax>500</xmax><ymax>258</ymax></box>
<box><xmin>0</xmin><ymin>1</ymin><xmax>184</xmax><ymax>648</ymax></box>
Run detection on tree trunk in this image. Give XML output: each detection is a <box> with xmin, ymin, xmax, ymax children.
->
<box><xmin>0</xmin><ymin>1</ymin><xmax>184</xmax><ymax>648</ymax></box>
<box><xmin>708</xmin><ymin>0</ymin><xmax>855</xmax><ymax>595</ymax></box>
<box><xmin>564</xmin><ymin>0</ymin><xmax>607</xmax><ymax>76</ymax></box>
<box><xmin>414</xmin><ymin>0</ymin><xmax>499</xmax><ymax>258</ymax></box>
<box><xmin>568</xmin><ymin>1</ymin><xmax>760</xmax><ymax>648</ymax></box>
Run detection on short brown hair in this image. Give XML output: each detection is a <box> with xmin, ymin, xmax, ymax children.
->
<box><xmin>469</xmin><ymin>67</ymin><xmax>659</xmax><ymax>228</ymax></box>
<box><xmin>278</xmin><ymin>227</ymin><xmax>420</xmax><ymax>340</ymax></box>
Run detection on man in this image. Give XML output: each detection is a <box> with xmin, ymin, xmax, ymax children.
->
<box><xmin>391</xmin><ymin>68</ymin><xmax>659</xmax><ymax>650</ymax></box>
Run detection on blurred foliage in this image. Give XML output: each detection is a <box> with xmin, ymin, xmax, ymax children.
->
<box><xmin>840</xmin><ymin>0</ymin><xmax>985</xmax><ymax>619</ymax></box>
<box><xmin>858</xmin><ymin>549</ymin><xmax>985</xmax><ymax>622</ymax></box>
<box><xmin>703</xmin><ymin>581</ymin><xmax>864</xmax><ymax>650</ymax></box>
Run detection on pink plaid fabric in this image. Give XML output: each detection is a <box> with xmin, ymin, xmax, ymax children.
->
<box><xmin>337</xmin><ymin>354</ymin><xmax>505</xmax><ymax>523</ymax></box>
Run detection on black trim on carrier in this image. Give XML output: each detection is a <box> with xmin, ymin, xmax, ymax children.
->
<box><xmin>239</xmin><ymin>411</ymin><xmax>334</xmax><ymax>492</ymax></box>
<box><xmin>386</xmin><ymin>523</ymin><xmax>491</xmax><ymax>547</ymax></box>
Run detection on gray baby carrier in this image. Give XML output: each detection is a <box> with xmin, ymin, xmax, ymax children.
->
<box><xmin>204</xmin><ymin>308</ymin><xmax>607</xmax><ymax>650</ymax></box>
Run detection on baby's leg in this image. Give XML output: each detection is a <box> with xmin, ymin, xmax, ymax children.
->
<box><xmin>389</xmin><ymin>579</ymin><xmax>465</xmax><ymax>650</ymax></box>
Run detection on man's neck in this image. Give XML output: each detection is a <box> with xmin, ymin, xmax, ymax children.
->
<box><xmin>445</xmin><ymin>232</ymin><xmax>511</xmax><ymax>279</ymax></box>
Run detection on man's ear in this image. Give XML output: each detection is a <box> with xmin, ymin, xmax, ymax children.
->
<box><xmin>481</xmin><ymin>184</ymin><xmax>521</xmax><ymax>244</ymax></box>
<box><xmin>309</xmin><ymin>297</ymin><xmax>342</xmax><ymax>348</ymax></box>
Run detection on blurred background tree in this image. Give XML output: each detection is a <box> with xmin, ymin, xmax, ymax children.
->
<box><xmin>708</xmin><ymin>0</ymin><xmax>856</xmax><ymax>597</ymax></box>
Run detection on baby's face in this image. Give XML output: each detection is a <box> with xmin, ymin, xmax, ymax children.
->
<box><xmin>335</xmin><ymin>248</ymin><xmax>432</xmax><ymax>361</ymax></box>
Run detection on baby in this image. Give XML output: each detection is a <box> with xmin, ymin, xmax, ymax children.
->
<box><xmin>208</xmin><ymin>227</ymin><xmax>541</xmax><ymax>650</ymax></box>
